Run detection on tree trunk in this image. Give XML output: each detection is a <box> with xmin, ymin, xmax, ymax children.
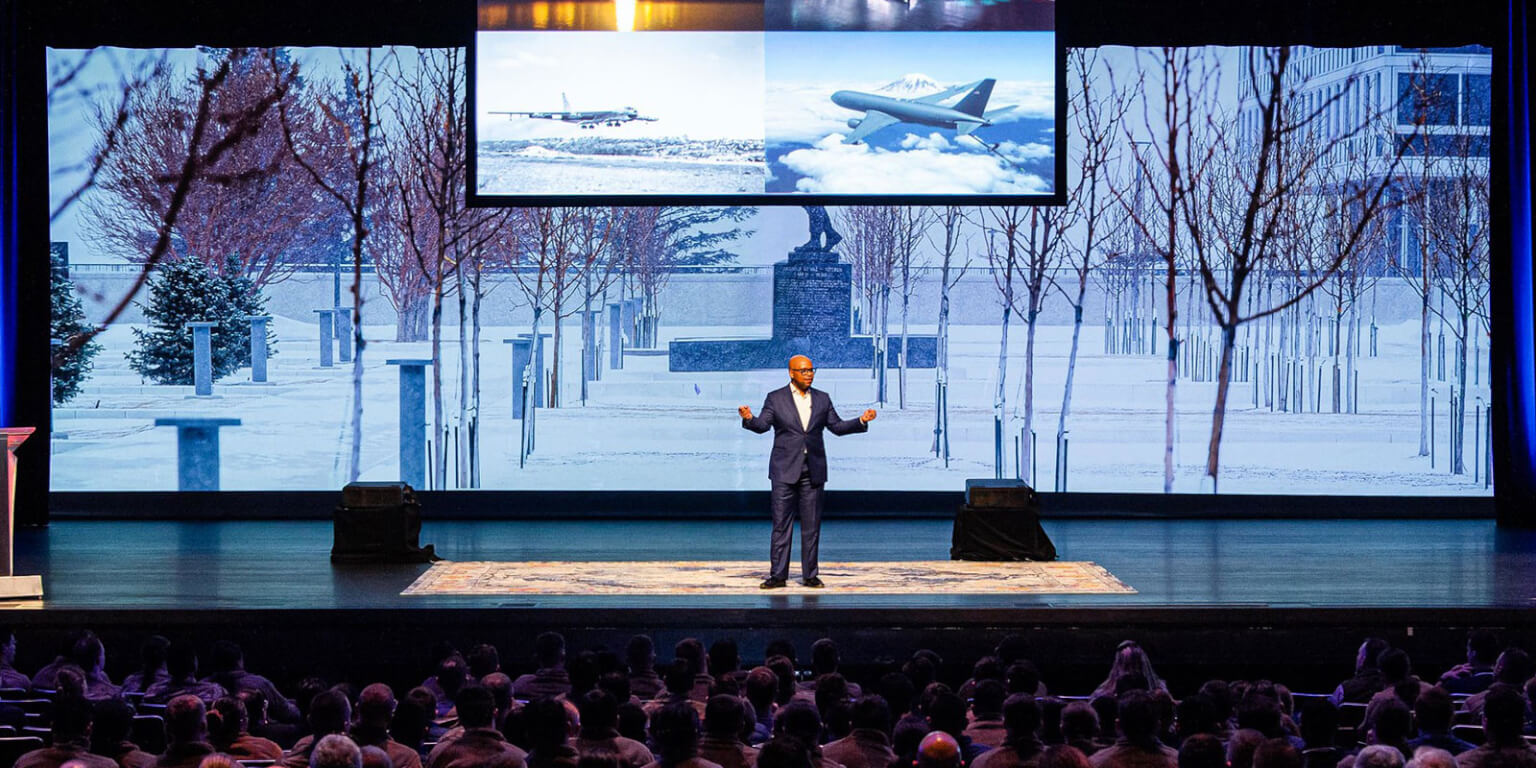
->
<box><xmin>1454</xmin><ymin>311</ymin><xmax>1469</xmax><ymax>475</ymax></box>
<box><xmin>1021</xmin><ymin>307</ymin><xmax>1038</xmax><ymax>486</ymax></box>
<box><xmin>1057</xmin><ymin>301</ymin><xmax>1085</xmax><ymax>491</ymax></box>
<box><xmin>1164</xmin><ymin>260</ymin><xmax>1178</xmax><ymax>493</ymax></box>
<box><xmin>430</xmin><ymin>283</ymin><xmax>446</xmax><ymax>488</ymax></box>
<box><xmin>899</xmin><ymin>287</ymin><xmax>910</xmax><ymax>410</ymax></box>
<box><xmin>552</xmin><ymin>296</ymin><xmax>564</xmax><ymax>409</ymax></box>
<box><xmin>520</xmin><ymin>307</ymin><xmax>543</xmax><ymax>467</ymax></box>
<box><xmin>1204</xmin><ymin>325</ymin><xmax>1237</xmax><ymax>493</ymax></box>
<box><xmin>396</xmin><ymin>294</ymin><xmax>429</xmax><ymax>342</ymax></box>
<box><xmin>456</xmin><ymin>265</ymin><xmax>469</xmax><ymax>488</ymax></box>
<box><xmin>934</xmin><ymin>287</ymin><xmax>951</xmax><ymax>463</ymax></box>
<box><xmin>1418</xmin><ymin>288</ymin><xmax>1430</xmax><ymax>456</ymax></box>
<box><xmin>470</xmin><ymin>260</ymin><xmax>483</xmax><ymax>488</ymax></box>
<box><xmin>878</xmin><ymin>284</ymin><xmax>891</xmax><ymax>405</ymax></box>
<box><xmin>995</xmin><ymin>285</ymin><xmax>1012</xmax><ymax>480</ymax></box>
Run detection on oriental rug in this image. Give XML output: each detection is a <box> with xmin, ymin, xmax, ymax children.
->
<box><xmin>401</xmin><ymin>560</ymin><xmax>1135</xmax><ymax>596</ymax></box>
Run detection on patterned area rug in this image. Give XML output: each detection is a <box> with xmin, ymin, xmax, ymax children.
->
<box><xmin>402</xmin><ymin>560</ymin><xmax>1135</xmax><ymax>596</ymax></box>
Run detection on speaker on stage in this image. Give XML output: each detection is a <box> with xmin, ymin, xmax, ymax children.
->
<box><xmin>950</xmin><ymin>479</ymin><xmax>1057</xmax><ymax>561</ymax></box>
<box><xmin>331</xmin><ymin>482</ymin><xmax>438</xmax><ymax>564</ymax></box>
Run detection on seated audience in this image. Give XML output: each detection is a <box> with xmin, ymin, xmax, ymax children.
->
<box><xmin>674</xmin><ymin>639</ymin><xmax>714</xmax><ymax>703</ymax></box>
<box><xmin>351</xmin><ymin>683</ymin><xmax>424</xmax><ymax>768</ymax></box>
<box><xmin>145</xmin><ymin>643</ymin><xmax>226</xmax><ymax>707</ymax></box>
<box><xmin>1332</xmin><ymin>639</ymin><xmax>1392</xmax><ymax>706</ymax></box>
<box><xmin>824</xmin><ymin>695</ymin><xmax>896</xmax><ymax>768</ymax></box>
<box><xmin>1297</xmin><ymin>699</ymin><xmax>1342</xmax><ymax>768</ymax></box>
<box><xmin>523</xmin><ymin>697</ymin><xmax>581</xmax><ymax>768</ymax></box>
<box><xmin>1092</xmin><ymin>644</ymin><xmax>1167</xmax><ymax>699</ymax></box>
<box><xmin>1227</xmin><ymin>730</ymin><xmax>1267</xmax><ymax>768</ymax></box>
<box><xmin>1349</xmin><ymin>745</ymin><xmax>1407</xmax><ymax>768</ymax></box>
<box><xmin>1407</xmin><ymin>748</ymin><xmax>1458</xmax><ymax>768</ymax></box>
<box><xmin>926</xmin><ymin>692</ymin><xmax>991</xmax><ymax>765</ymax></box>
<box><xmin>971</xmin><ymin>694</ymin><xmax>1046</xmax><ymax>768</ymax></box>
<box><xmin>428</xmin><ymin>684</ymin><xmax>528</xmax><ymax>768</ymax></box>
<box><xmin>13</xmin><ymin>695</ymin><xmax>118</xmax><ymax>768</ymax></box>
<box><xmin>965</xmin><ymin>681</ymin><xmax>1008</xmax><ymax>749</ymax></box>
<box><xmin>360</xmin><ymin>745</ymin><xmax>395</xmax><ymax>768</ymax></box>
<box><xmin>1040</xmin><ymin>746</ymin><xmax>1092</xmax><ymax>768</ymax></box>
<box><xmin>755</xmin><ymin>739</ymin><xmax>813</xmax><ymax>768</ymax></box>
<box><xmin>208</xmin><ymin>696</ymin><xmax>283</xmax><ymax>762</ymax></box>
<box><xmin>205</xmin><ymin>641</ymin><xmax>301</xmax><ymax>724</ymax></box>
<box><xmin>154</xmin><ymin>694</ymin><xmax>224</xmax><ymax>768</ymax></box>
<box><xmin>698</xmin><ymin>694</ymin><xmax>758</xmax><ymax>768</ymax></box>
<box><xmin>1455</xmin><ymin>685</ymin><xmax>1536</xmax><ymax>768</ymax></box>
<box><xmin>91</xmin><ymin>696</ymin><xmax>157</xmax><ymax>768</ymax></box>
<box><xmin>1407</xmin><ymin>688</ymin><xmax>1477</xmax><ymax>756</ymax></box>
<box><xmin>1252</xmin><ymin>739</ymin><xmax>1302</xmax><ymax>768</ymax></box>
<box><xmin>514</xmin><ymin>633</ymin><xmax>573</xmax><ymax>702</ymax></box>
<box><xmin>1176</xmin><ymin>735</ymin><xmax>1225</xmax><ymax>768</ymax></box>
<box><xmin>285</xmin><ymin>690</ymin><xmax>353</xmax><ymax>768</ymax></box>
<box><xmin>1440</xmin><ymin>631</ymin><xmax>1501</xmax><ymax>696</ymax></box>
<box><xmin>1060</xmin><ymin>703</ymin><xmax>1105</xmax><ymax>757</ymax></box>
<box><xmin>577</xmin><ymin>689</ymin><xmax>655</xmax><ymax>768</ymax></box>
<box><xmin>122</xmin><ymin>636</ymin><xmax>171</xmax><ymax>697</ymax></box>
<box><xmin>0</xmin><ymin>626</ymin><xmax>28</xmax><ymax>690</ymax></box>
<box><xmin>710</xmin><ymin>639</ymin><xmax>749</xmax><ymax>691</ymax></box>
<box><xmin>32</xmin><ymin>631</ymin><xmax>90</xmax><ymax>691</ymax></box>
<box><xmin>745</xmin><ymin>667</ymin><xmax>779</xmax><ymax>744</ymax></box>
<box><xmin>627</xmin><ymin>636</ymin><xmax>665</xmax><ymax>701</ymax></box>
<box><xmin>1462</xmin><ymin>650</ymin><xmax>1533</xmax><ymax>718</ymax></box>
<box><xmin>775</xmin><ymin>700</ymin><xmax>844</xmax><ymax>768</ymax></box>
<box><xmin>1088</xmin><ymin>692</ymin><xmax>1176</xmax><ymax>768</ymax></box>
<box><xmin>69</xmin><ymin>633</ymin><xmax>123</xmax><ymax>702</ymax></box>
<box><xmin>310</xmin><ymin>733</ymin><xmax>363</xmax><ymax>768</ymax></box>
<box><xmin>918</xmin><ymin>731</ymin><xmax>964</xmax><ymax>768</ymax></box>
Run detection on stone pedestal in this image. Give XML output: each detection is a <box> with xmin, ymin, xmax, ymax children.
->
<box><xmin>314</xmin><ymin>309</ymin><xmax>336</xmax><ymax>368</ymax></box>
<box><xmin>608</xmin><ymin>303</ymin><xmax>625</xmax><ymax>370</ymax></box>
<box><xmin>622</xmin><ymin>300</ymin><xmax>640</xmax><ymax>347</ymax></box>
<box><xmin>334</xmin><ymin>307</ymin><xmax>354</xmax><ymax>363</ymax></box>
<box><xmin>0</xmin><ymin>428</ymin><xmax>42</xmax><ymax>598</ymax></box>
<box><xmin>154</xmin><ymin>418</ymin><xmax>241</xmax><ymax>491</ymax></box>
<box><xmin>247</xmin><ymin>316</ymin><xmax>271</xmax><ymax>383</ymax></box>
<box><xmin>503</xmin><ymin>335</ymin><xmax>550</xmax><ymax>419</ymax></box>
<box><xmin>387</xmin><ymin>359</ymin><xmax>431</xmax><ymax>488</ymax></box>
<box><xmin>186</xmin><ymin>321</ymin><xmax>218</xmax><ymax>396</ymax></box>
<box><xmin>669</xmin><ymin>248</ymin><xmax>937</xmax><ymax>371</ymax></box>
<box><xmin>583</xmin><ymin>310</ymin><xmax>602</xmax><ymax>382</ymax></box>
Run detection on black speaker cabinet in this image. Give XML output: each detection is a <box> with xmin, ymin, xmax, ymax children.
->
<box><xmin>951</xmin><ymin>479</ymin><xmax>1056</xmax><ymax>561</ymax></box>
<box><xmin>331</xmin><ymin>482</ymin><xmax>436</xmax><ymax>563</ymax></box>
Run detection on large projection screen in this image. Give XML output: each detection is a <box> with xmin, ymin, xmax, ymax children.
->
<box><xmin>468</xmin><ymin>0</ymin><xmax>1064</xmax><ymax>206</ymax></box>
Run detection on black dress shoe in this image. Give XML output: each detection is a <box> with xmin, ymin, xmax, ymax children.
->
<box><xmin>802</xmin><ymin>577</ymin><xmax>825</xmax><ymax>588</ymax></box>
<box><xmin>760</xmin><ymin>578</ymin><xmax>787</xmax><ymax>589</ymax></box>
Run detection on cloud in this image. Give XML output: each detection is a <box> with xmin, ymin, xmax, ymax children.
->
<box><xmin>899</xmin><ymin>132</ymin><xmax>955</xmax><ymax>151</ymax></box>
<box><xmin>779</xmin><ymin>134</ymin><xmax>1050</xmax><ymax>194</ymax></box>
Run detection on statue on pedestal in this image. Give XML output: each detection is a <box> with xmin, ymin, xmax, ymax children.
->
<box><xmin>797</xmin><ymin>205</ymin><xmax>843</xmax><ymax>252</ymax></box>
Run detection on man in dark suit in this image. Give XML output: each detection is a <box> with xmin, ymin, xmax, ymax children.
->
<box><xmin>739</xmin><ymin>354</ymin><xmax>876</xmax><ymax>589</ymax></box>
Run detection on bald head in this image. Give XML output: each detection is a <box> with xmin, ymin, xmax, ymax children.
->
<box><xmin>358</xmin><ymin>684</ymin><xmax>397</xmax><ymax>726</ymax></box>
<box><xmin>788</xmin><ymin>356</ymin><xmax>815</xmax><ymax>390</ymax></box>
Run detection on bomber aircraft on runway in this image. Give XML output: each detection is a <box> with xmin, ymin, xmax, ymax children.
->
<box><xmin>491</xmin><ymin>93</ymin><xmax>658</xmax><ymax>129</ymax></box>
<box><xmin>831</xmin><ymin>78</ymin><xmax>1015</xmax><ymax>145</ymax></box>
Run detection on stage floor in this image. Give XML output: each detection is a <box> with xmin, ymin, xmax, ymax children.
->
<box><xmin>11</xmin><ymin>517</ymin><xmax>1536</xmax><ymax>614</ymax></box>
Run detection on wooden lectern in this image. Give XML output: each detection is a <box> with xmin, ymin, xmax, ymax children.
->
<box><xmin>1</xmin><ymin>427</ymin><xmax>43</xmax><ymax>598</ymax></box>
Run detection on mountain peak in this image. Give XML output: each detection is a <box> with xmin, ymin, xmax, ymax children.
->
<box><xmin>877</xmin><ymin>73</ymin><xmax>942</xmax><ymax>97</ymax></box>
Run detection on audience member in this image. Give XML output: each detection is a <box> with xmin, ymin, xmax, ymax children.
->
<box><xmin>205</xmin><ymin>641</ymin><xmax>301</xmax><ymax>723</ymax></box>
<box><xmin>1092</xmin><ymin>644</ymin><xmax>1166</xmax><ymax>699</ymax></box>
<box><xmin>745</xmin><ymin>667</ymin><xmax>781</xmax><ymax>744</ymax></box>
<box><xmin>469</xmin><ymin>644</ymin><xmax>503</xmax><ymax>679</ymax></box>
<box><xmin>1172</xmin><ymin>695</ymin><xmax>1220</xmax><ymax>745</ymax></box>
<box><xmin>570</xmin><ymin>651</ymin><xmax>602</xmax><ymax>700</ymax></box>
<box><xmin>390</xmin><ymin>691</ymin><xmax>433</xmax><ymax>756</ymax></box>
<box><xmin>1006</xmin><ymin>663</ymin><xmax>1046</xmax><ymax>700</ymax></box>
<box><xmin>1440</xmin><ymin>632</ymin><xmax>1501</xmax><ymax>695</ymax></box>
<box><xmin>13</xmin><ymin>695</ymin><xmax>117</xmax><ymax>768</ymax></box>
<box><xmin>627</xmin><ymin>636</ymin><xmax>665</xmax><ymax>701</ymax></box>
<box><xmin>310</xmin><ymin>734</ymin><xmax>362</xmax><ymax>768</ymax></box>
<box><xmin>524</xmin><ymin>697</ymin><xmax>581</xmax><ymax>768</ymax></box>
<box><xmin>285</xmin><ymin>690</ymin><xmax>352</xmax><ymax>768</ymax></box>
<box><xmin>927</xmin><ymin>692</ymin><xmax>990</xmax><ymax>765</ymax></box>
<box><xmin>971</xmin><ymin>694</ymin><xmax>1045</xmax><ymax>768</ymax></box>
<box><xmin>917</xmin><ymin>731</ymin><xmax>963</xmax><ymax>768</ymax></box>
<box><xmin>1176</xmin><ymin>736</ymin><xmax>1223</xmax><ymax>768</ymax></box>
<box><xmin>154</xmin><ymin>695</ymin><xmax>223</xmax><ymax>768</ymax></box>
<box><xmin>824</xmin><ymin>695</ymin><xmax>896</xmax><ymax>768</ymax></box>
<box><xmin>361</xmin><ymin>746</ymin><xmax>395</xmax><ymax>768</ymax></box>
<box><xmin>1088</xmin><ymin>692</ymin><xmax>1176</xmax><ymax>768</ymax></box>
<box><xmin>32</xmin><ymin>631</ymin><xmax>91</xmax><ymax>691</ymax></box>
<box><xmin>709</xmin><ymin>640</ymin><xmax>748</xmax><ymax>691</ymax></box>
<box><xmin>429</xmin><ymin>656</ymin><xmax>469</xmax><ymax>719</ymax></box>
<box><xmin>776</xmin><ymin>700</ymin><xmax>845</xmax><ymax>768</ymax></box>
<box><xmin>1040</xmin><ymin>746</ymin><xmax>1092</xmax><ymax>768</ymax></box>
<box><xmin>1331</xmin><ymin>639</ymin><xmax>1392</xmax><ymax>706</ymax></box>
<box><xmin>208</xmin><ymin>696</ymin><xmax>283</xmax><ymax>762</ymax></box>
<box><xmin>1462</xmin><ymin>650</ymin><xmax>1533</xmax><ymax>718</ymax></box>
<box><xmin>1297</xmin><ymin>699</ymin><xmax>1342</xmax><ymax>768</ymax></box>
<box><xmin>1252</xmin><ymin>740</ymin><xmax>1302</xmax><ymax>768</ymax></box>
<box><xmin>122</xmin><ymin>636</ymin><xmax>171</xmax><ymax>696</ymax></box>
<box><xmin>766</xmin><ymin>657</ymin><xmax>798</xmax><ymax>708</ymax></box>
<box><xmin>1349</xmin><ymin>745</ymin><xmax>1406</xmax><ymax>768</ymax></box>
<box><xmin>90</xmin><ymin>696</ymin><xmax>157</xmax><ymax>768</ymax></box>
<box><xmin>878</xmin><ymin>674</ymin><xmax>915</xmax><ymax>722</ymax></box>
<box><xmin>515</xmin><ymin>633</ymin><xmax>574</xmax><ymax>702</ymax></box>
<box><xmin>428</xmin><ymin>685</ymin><xmax>529</xmax><ymax>768</ymax></box>
<box><xmin>145</xmin><ymin>643</ymin><xmax>226</xmax><ymax>707</ymax></box>
<box><xmin>350</xmin><ymin>683</ymin><xmax>423</xmax><ymax>768</ymax></box>
<box><xmin>698</xmin><ymin>694</ymin><xmax>757</xmax><ymax>768</ymax></box>
<box><xmin>576</xmin><ymin>688</ymin><xmax>655</xmax><ymax>768</ymax></box>
<box><xmin>800</xmin><ymin>640</ymin><xmax>860</xmax><ymax>700</ymax></box>
<box><xmin>676</xmin><ymin>639</ymin><xmax>715</xmax><ymax>703</ymax></box>
<box><xmin>1227</xmin><ymin>730</ymin><xmax>1266</xmax><ymax>768</ymax></box>
<box><xmin>1407</xmin><ymin>748</ymin><xmax>1458</xmax><ymax>768</ymax></box>
<box><xmin>1455</xmin><ymin>685</ymin><xmax>1536</xmax><ymax>768</ymax></box>
<box><xmin>0</xmin><ymin>626</ymin><xmax>30</xmax><ymax>690</ymax></box>
<box><xmin>68</xmin><ymin>633</ymin><xmax>123</xmax><ymax>702</ymax></box>
<box><xmin>1406</xmin><ymin>688</ymin><xmax>1476</xmax><ymax>756</ymax></box>
<box><xmin>644</xmin><ymin>700</ymin><xmax>721</xmax><ymax>768</ymax></box>
<box><xmin>965</xmin><ymin>681</ymin><xmax>1008</xmax><ymax>749</ymax></box>
<box><xmin>1060</xmin><ymin>703</ymin><xmax>1104</xmax><ymax>757</ymax></box>
<box><xmin>755</xmin><ymin>739</ymin><xmax>813</xmax><ymax>768</ymax></box>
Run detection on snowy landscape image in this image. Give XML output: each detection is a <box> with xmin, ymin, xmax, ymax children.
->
<box><xmin>47</xmin><ymin>45</ymin><xmax>1493</xmax><ymax>496</ymax></box>
<box><xmin>474</xmin><ymin>31</ymin><xmax>767</xmax><ymax>196</ymax></box>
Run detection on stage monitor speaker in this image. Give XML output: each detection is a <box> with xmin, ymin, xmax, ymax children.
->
<box><xmin>332</xmin><ymin>482</ymin><xmax>438</xmax><ymax>564</ymax></box>
<box><xmin>952</xmin><ymin>479</ymin><xmax>1056</xmax><ymax>561</ymax></box>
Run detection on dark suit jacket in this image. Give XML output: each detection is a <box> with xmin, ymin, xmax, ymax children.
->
<box><xmin>742</xmin><ymin>385</ymin><xmax>867</xmax><ymax>485</ymax></box>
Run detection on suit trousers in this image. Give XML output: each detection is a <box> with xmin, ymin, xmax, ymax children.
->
<box><xmin>769</xmin><ymin>464</ymin><xmax>823</xmax><ymax>581</ymax></box>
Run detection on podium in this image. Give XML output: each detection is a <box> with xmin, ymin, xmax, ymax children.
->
<box><xmin>1</xmin><ymin>428</ymin><xmax>43</xmax><ymax>598</ymax></box>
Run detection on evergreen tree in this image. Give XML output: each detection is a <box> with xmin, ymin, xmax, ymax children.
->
<box><xmin>50</xmin><ymin>249</ymin><xmax>101</xmax><ymax>404</ymax></box>
<box><xmin>127</xmin><ymin>256</ymin><xmax>272</xmax><ymax>385</ymax></box>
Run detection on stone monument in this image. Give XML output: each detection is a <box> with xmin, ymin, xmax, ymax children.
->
<box><xmin>669</xmin><ymin>206</ymin><xmax>936</xmax><ymax>371</ymax></box>
<box><xmin>1</xmin><ymin>428</ymin><xmax>42</xmax><ymax>598</ymax></box>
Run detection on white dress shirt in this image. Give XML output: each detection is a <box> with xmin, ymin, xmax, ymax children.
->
<box><xmin>791</xmin><ymin>386</ymin><xmax>812</xmax><ymax>454</ymax></box>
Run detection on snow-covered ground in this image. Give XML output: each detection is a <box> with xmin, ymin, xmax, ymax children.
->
<box><xmin>50</xmin><ymin>316</ymin><xmax>1494</xmax><ymax>495</ymax></box>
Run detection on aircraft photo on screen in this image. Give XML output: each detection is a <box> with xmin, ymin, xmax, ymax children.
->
<box><xmin>490</xmin><ymin>94</ymin><xmax>659</xmax><ymax>129</ymax></box>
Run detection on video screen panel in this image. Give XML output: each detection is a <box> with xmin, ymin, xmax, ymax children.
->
<box><xmin>469</xmin><ymin>0</ymin><xmax>1062</xmax><ymax>205</ymax></box>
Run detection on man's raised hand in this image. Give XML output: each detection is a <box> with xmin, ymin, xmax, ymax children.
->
<box><xmin>861</xmin><ymin>409</ymin><xmax>877</xmax><ymax>423</ymax></box>
<box><xmin>738</xmin><ymin>405</ymin><xmax>753</xmax><ymax>419</ymax></box>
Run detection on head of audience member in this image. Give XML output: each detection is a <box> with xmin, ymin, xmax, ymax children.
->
<box><xmin>1491</xmin><ymin>648</ymin><xmax>1533</xmax><ymax>686</ymax></box>
<box><xmin>208</xmin><ymin>640</ymin><xmax>247</xmax><ymax>678</ymax></box>
<box><xmin>1179</xmin><ymin>734</ymin><xmax>1226</xmax><ymax>768</ymax></box>
<box><xmin>616</xmin><ymin>701</ymin><xmax>648</xmax><ymax>743</ymax></box>
<box><xmin>1354</xmin><ymin>745</ymin><xmax>1405</xmax><ymax>768</ymax></box>
<box><xmin>1253</xmin><ymin>739</ymin><xmax>1301</xmax><ymax>768</ymax></box>
<box><xmin>1405</xmin><ymin>747</ymin><xmax>1456</xmax><ymax>768</ymax></box>
<box><xmin>926</xmin><ymin>692</ymin><xmax>971</xmax><ymax>744</ymax></box>
<box><xmin>536</xmin><ymin>631</ymin><xmax>568</xmax><ymax>671</ymax></box>
<box><xmin>1197</xmin><ymin>681</ymin><xmax>1233</xmax><ymax>725</ymax></box>
<box><xmin>815</xmin><ymin>673</ymin><xmax>851</xmax><ymax>714</ymax></box>
<box><xmin>1001</xmin><ymin>693</ymin><xmax>1042</xmax><ymax>749</ymax></box>
<box><xmin>893</xmin><ymin>718</ymin><xmax>931</xmax><ymax>765</ymax></box>
<box><xmin>917</xmin><ymin>683</ymin><xmax>953</xmax><ymax>721</ymax></box>
<box><xmin>48</xmin><ymin>694</ymin><xmax>94</xmax><ymax>746</ymax></box>
<box><xmin>1355</xmin><ymin>639</ymin><xmax>1391</xmax><ymax>674</ymax></box>
<box><xmin>464</xmin><ymin>643</ymin><xmax>501</xmax><ymax>679</ymax></box>
<box><xmin>1298</xmin><ymin>699</ymin><xmax>1339</xmax><ymax>749</ymax></box>
<box><xmin>1403</xmin><ymin>688</ymin><xmax>1450</xmax><ymax>738</ymax></box>
<box><xmin>167</xmin><ymin>694</ymin><xmax>211</xmax><ymax>747</ymax></box>
<box><xmin>626</xmin><ymin>635</ymin><xmax>656</xmax><ymax>673</ymax></box>
<box><xmin>1039</xmin><ymin>745</ymin><xmax>1092</xmax><ymax>768</ymax></box>
<box><xmin>1466</xmin><ymin>631</ymin><xmax>1500</xmax><ymax>667</ymax></box>
<box><xmin>297</xmin><ymin>677</ymin><xmax>331</xmax><ymax>722</ymax></box>
<box><xmin>704</xmin><ymin>693</ymin><xmax>747</xmax><ymax>740</ymax></box>
<box><xmin>653</xmin><ymin>700</ymin><xmax>704</xmax><ymax>762</ymax></box>
<box><xmin>311</xmin><ymin>733</ymin><xmax>363</xmax><ymax>768</ymax></box>
<box><xmin>165</xmin><ymin>642</ymin><xmax>201</xmax><ymax>684</ymax></box>
<box><xmin>55</xmin><ymin>665</ymin><xmax>87</xmax><ymax>699</ymax></box>
<box><xmin>355</xmin><ymin>683</ymin><xmax>397</xmax><ymax>731</ymax></box>
<box><xmin>969</xmin><ymin>656</ymin><xmax>1004</xmax><ymax>686</ymax></box>
<box><xmin>135</xmin><ymin>634</ymin><xmax>171</xmax><ymax>678</ymax></box>
<box><xmin>972</xmin><ymin>680</ymin><xmax>1007</xmax><ymax>722</ymax></box>
<box><xmin>435</xmin><ymin>655</ymin><xmax>468</xmax><ymax>703</ymax></box>
<box><xmin>745</xmin><ymin>666</ymin><xmax>778</xmax><ymax>713</ymax></box>
<box><xmin>880</xmin><ymin>672</ymin><xmax>917</xmax><ymax>718</ymax></box>
<box><xmin>524</xmin><ymin>698</ymin><xmax>576</xmax><ymax>750</ymax></box>
<box><xmin>811</xmin><ymin>639</ymin><xmax>842</xmax><ymax>677</ymax></box>
<box><xmin>1480</xmin><ymin>683</ymin><xmax>1529</xmax><ymax>746</ymax></box>
<box><xmin>579</xmin><ymin>689</ymin><xmax>620</xmax><ymax>737</ymax></box>
<box><xmin>757</xmin><ymin>737</ymin><xmax>815</xmax><ymax>768</ymax></box>
<box><xmin>91</xmin><ymin>697</ymin><xmax>137</xmax><ymax>754</ymax></box>
<box><xmin>1038</xmin><ymin>698</ymin><xmax>1066</xmax><ymax>745</ymax></box>
<box><xmin>391</xmin><ymin>692</ymin><xmax>431</xmax><ymax>750</ymax></box>
<box><xmin>709</xmin><ymin>639</ymin><xmax>742</xmax><ymax>680</ymax></box>
<box><xmin>201</xmin><ymin>756</ymin><xmax>239</xmax><ymax>768</ymax></box>
<box><xmin>766</xmin><ymin>655</ymin><xmax>798</xmax><ymax>705</ymax></box>
<box><xmin>849</xmin><ymin>694</ymin><xmax>892</xmax><ymax>736</ymax></box>
<box><xmin>1114</xmin><ymin>690</ymin><xmax>1164</xmax><ymax>749</ymax></box>
<box><xmin>596</xmin><ymin>671</ymin><xmax>630</xmax><ymax>702</ymax></box>
<box><xmin>1090</xmin><ymin>696</ymin><xmax>1119</xmax><ymax>741</ymax></box>
<box><xmin>311</xmin><ymin>689</ymin><xmax>353</xmax><ymax>737</ymax></box>
<box><xmin>917</xmin><ymin>731</ymin><xmax>962</xmax><ymax>768</ymax></box>
<box><xmin>664</xmin><ymin>661</ymin><xmax>696</xmax><ymax>699</ymax></box>
<box><xmin>456</xmin><ymin>684</ymin><xmax>497</xmax><ymax>730</ymax></box>
<box><xmin>208</xmin><ymin>696</ymin><xmax>250</xmax><ymax>748</ymax></box>
<box><xmin>1099</xmin><ymin>641</ymin><xmax>1163</xmax><ymax>695</ymax></box>
<box><xmin>993</xmin><ymin>635</ymin><xmax>1030</xmax><ymax>666</ymax></box>
<box><xmin>1226</xmin><ymin>729</ymin><xmax>1267</xmax><ymax>768</ymax></box>
<box><xmin>1235</xmin><ymin>696</ymin><xmax>1284</xmax><ymax>739</ymax></box>
<box><xmin>1174</xmin><ymin>694</ymin><xmax>1219</xmax><ymax>741</ymax></box>
<box><xmin>69</xmin><ymin>632</ymin><xmax>107</xmax><ymax>676</ymax></box>
<box><xmin>570</xmin><ymin>651</ymin><xmax>601</xmax><ymax>697</ymax></box>
<box><xmin>777</xmin><ymin>700</ymin><xmax>825</xmax><ymax>746</ymax></box>
<box><xmin>904</xmin><ymin>652</ymin><xmax>941</xmax><ymax>692</ymax></box>
<box><xmin>578</xmin><ymin>751</ymin><xmax>621</xmax><ymax>768</ymax></box>
<box><xmin>765</xmin><ymin>640</ymin><xmax>798</xmax><ymax>666</ymax></box>
<box><xmin>1379</xmin><ymin>650</ymin><xmax>1414</xmax><ymax>686</ymax></box>
<box><xmin>1060</xmin><ymin>701</ymin><xmax>1100</xmax><ymax>745</ymax></box>
<box><xmin>484</xmin><ymin>673</ymin><xmax>514</xmax><ymax>717</ymax></box>
<box><xmin>0</xmin><ymin>626</ymin><xmax>16</xmax><ymax>668</ymax></box>
<box><xmin>674</xmin><ymin>638</ymin><xmax>707</xmax><ymax>676</ymax></box>
<box><xmin>360</xmin><ymin>745</ymin><xmax>393</xmax><ymax>768</ymax></box>
<box><xmin>1006</xmin><ymin>662</ymin><xmax>1041</xmax><ymax>696</ymax></box>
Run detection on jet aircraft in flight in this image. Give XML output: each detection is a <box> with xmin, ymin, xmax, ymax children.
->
<box><xmin>491</xmin><ymin>93</ymin><xmax>657</xmax><ymax>129</ymax></box>
<box><xmin>831</xmin><ymin>78</ymin><xmax>1015</xmax><ymax>145</ymax></box>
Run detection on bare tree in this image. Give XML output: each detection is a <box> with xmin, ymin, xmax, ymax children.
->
<box><xmin>49</xmin><ymin>48</ymin><xmax>168</xmax><ymax>224</ymax></box>
<box><xmin>984</xmin><ymin>206</ymin><xmax>1027</xmax><ymax>479</ymax></box>
<box><xmin>892</xmin><ymin>207</ymin><xmax>932</xmax><ymax>409</ymax></box>
<box><xmin>926</xmin><ymin>206</ymin><xmax>972</xmax><ymax>466</ymax></box>
<box><xmin>837</xmin><ymin>206</ymin><xmax>896</xmax><ymax>404</ymax></box>
<box><xmin>617</xmin><ymin>207</ymin><xmax>753</xmax><ymax>348</ymax></box>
